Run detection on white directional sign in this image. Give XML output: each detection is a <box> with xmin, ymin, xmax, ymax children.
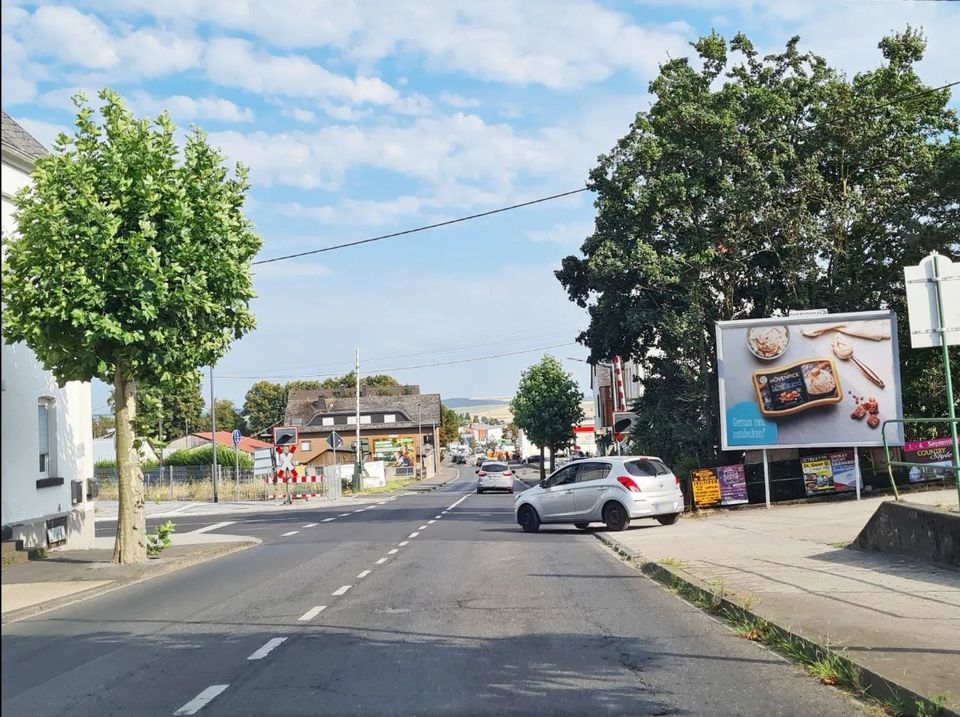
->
<box><xmin>905</xmin><ymin>252</ymin><xmax>960</xmax><ymax>349</ymax></box>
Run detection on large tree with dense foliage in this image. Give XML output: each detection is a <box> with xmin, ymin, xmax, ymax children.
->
<box><xmin>1</xmin><ymin>90</ymin><xmax>260</xmax><ymax>562</ymax></box>
<box><xmin>510</xmin><ymin>355</ymin><xmax>584</xmax><ymax>478</ymax></box>
<box><xmin>134</xmin><ymin>371</ymin><xmax>206</xmax><ymax>442</ymax></box>
<box><xmin>439</xmin><ymin>403</ymin><xmax>461</xmax><ymax>446</ymax></box>
<box><xmin>242</xmin><ymin>380</ymin><xmax>289</xmax><ymax>435</ymax></box>
<box><xmin>557</xmin><ymin>29</ymin><xmax>959</xmax><ymax>474</ymax></box>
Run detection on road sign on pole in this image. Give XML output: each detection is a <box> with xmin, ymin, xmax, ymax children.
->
<box><xmin>327</xmin><ymin>431</ymin><xmax>343</xmax><ymax>450</ymax></box>
<box><xmin>232</xmin><ymin>429</ymin><xmax>242</xmax><ymax>447</ymax></box>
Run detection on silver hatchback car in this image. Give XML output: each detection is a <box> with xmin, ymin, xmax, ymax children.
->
<box><xmin>476</xmin><ymin>461</ymin><xmax>515</xmax><ymax>494</ymax></box>
<box><xmin>514</xmin><ymin>456</ymin><xmax>684</xmax><ymax>532</ymax></box>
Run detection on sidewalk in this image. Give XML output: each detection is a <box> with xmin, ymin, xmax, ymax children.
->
<box><xmin>2</xmin><ymin>531</ymin><xmax>258</xmax><ymax>624</ymax></box>
<box><xmin>403</xmin><ymin>464</ymin><xmax>461</xmax><ymax>492</ymax></box>
<box><xmin>597</xmin><ymin>490</ymin><xmax>960</xmax><ymax>715</ymax></box>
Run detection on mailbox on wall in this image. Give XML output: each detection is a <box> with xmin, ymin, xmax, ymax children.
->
<box><xmin>71</xmin><ymin>479</ymin><xmax>84</xmax><ymax>505</ymax></box>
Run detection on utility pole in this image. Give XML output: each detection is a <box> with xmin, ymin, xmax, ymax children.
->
<box><xmin>418</xmin><ymin>401</ymin><xmax>423</xmax><ymax>480</ymax></box>
<box><xmin>353</xmin><ymin>349</ymin><xmax>363</xmax><ymax>492</ymax></box>
<box><xmin>210</xmin><ymin>365</ymin><xmax>219</xmax><ymax>502</ymax></box>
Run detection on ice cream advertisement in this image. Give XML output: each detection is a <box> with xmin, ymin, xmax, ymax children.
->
<box><xmin>717</xmin><ymin>311</ymin><xmax>904</xmax><ymax>450</ymax></box>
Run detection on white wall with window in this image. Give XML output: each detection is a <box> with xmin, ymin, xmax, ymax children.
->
<box><xmin>2</xmin><ymin>114</ymin><xmax>95</xmax><ymax>550</ymax></box>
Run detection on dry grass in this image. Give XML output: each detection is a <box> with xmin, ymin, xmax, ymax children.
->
<box><xmin>99</xmin><ymin>480</ymin><xmax>276</xmax><ymax>502</ymax></box>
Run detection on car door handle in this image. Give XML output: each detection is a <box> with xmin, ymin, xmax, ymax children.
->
<box><xmin>563</xmin><ymin>489</ymin><xmax>574</xmax><ymax>494</ymax></box>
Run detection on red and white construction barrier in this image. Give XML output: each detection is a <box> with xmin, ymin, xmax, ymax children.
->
<box><xmin>265</xmin><ymin>473</ymin><xmax>324</xmax><ymax>500</ymax></box>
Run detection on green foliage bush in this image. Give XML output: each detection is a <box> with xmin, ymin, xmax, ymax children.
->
<box><xmin>163</xmin><ymin>444</ymin><xmax>254</xmax><ymax>468</ymax></box>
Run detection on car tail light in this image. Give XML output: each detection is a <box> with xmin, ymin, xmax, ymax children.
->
<box><xmin>503</xmin><ymin>470</ymin><xmax>512</xmax><ymax>477</ymax></box>
<box><xmin>674</xmin><ymin>473</ymin><xmax>680</xmax><ymax>486</ymax></box>
<box><xmin>478</xmin><ymin>471</ymin><xmax>487</xmax><ymax>477</ymax></box>
<box><xmin>617</xmin><ymin>476</ymin><xmax>641</xmax><ymax>493</ymax></box>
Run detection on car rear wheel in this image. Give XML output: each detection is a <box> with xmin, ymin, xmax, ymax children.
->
<box><xmin>602</xmin><ymin>502</ymin><xmax>630</xmax><ymax>531</ymax></box>
<box><xmin>574</xmin><ymin>522</ymin><xmax>590</xmax><ymax>530</ymax></box>
<box><xmin>656</xmin><ymin>513</ymin><xmax>680</xmax><ymax>526</ymax></box>
<box><xmin>517</xmin><ymin>505</ymin><xmax>541</xmax><ymax>533</ymax></box>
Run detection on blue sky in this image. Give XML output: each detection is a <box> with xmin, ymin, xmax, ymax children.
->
<box><xmin>3</xmin><ymin>0</ymin><xmax>958</xmax><ymax>416</ymax></box>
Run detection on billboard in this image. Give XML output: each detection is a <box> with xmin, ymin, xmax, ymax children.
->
<box><xmin>717</xmin><ymin>311</ymin><xmax>903</xmax><ymax>450</ymax></box>
<box><xmin>691</xmin><ymin>464</ymin><xmax>749</xmax><ymax>508</ymax></box>
<box><xmin>373</xmin><ymin>437</ymin><xmax>415</xmax><ymax>466</ymax></box>
<box><xmin>902</xmin><ymin>437</ymin><xmax>957</xmax><ymax>483</ymax></box>
<box><xmin>800</xmin><ymin>450</ymin><xmax>858</xmax><ymax>496</ymax></box>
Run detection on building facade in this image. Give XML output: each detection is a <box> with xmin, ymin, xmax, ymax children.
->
<box><xmin>2</xmin><ymin>111</ymin><xmax>95</xmax><ymax>550</ymax></box>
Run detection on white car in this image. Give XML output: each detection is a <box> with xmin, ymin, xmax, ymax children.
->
<box><xmin>514</xmin><ymin>456</ymin><xmax>684</xmax><ymax>532</ymax></box>
<box><xmin>476</xmin><ymin>461</ymin><xmax>515</xmax><ymax>494</ymax></box>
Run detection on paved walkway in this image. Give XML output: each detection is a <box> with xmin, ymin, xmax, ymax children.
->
<box><xmin>599</xmin><ymin>490</ymin><xmax>960</xmax><ymax>714</ymax></box>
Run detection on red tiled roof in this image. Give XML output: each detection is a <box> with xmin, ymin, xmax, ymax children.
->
<box><xmin>192</xmin><ymin>432</ymin><xmax>273</xmax><ymax>453</ymax></box>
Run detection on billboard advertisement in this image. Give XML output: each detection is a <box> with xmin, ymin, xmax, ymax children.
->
<box><xmin>717</xmin><ymin>311</ymin><xmax>903</xmax><ymax>450</ymax></box>
<box><xmin>800</xmin><ymin>450</ymin><xmax>858</xmax><ymax>496</ymax></box>
<box><xmin>373</xmin><ymin>437</ymin><xmax>415</xmax><ymax>466</ymax></box>
<box><xmin>691</xmin><ymin>465</ymin><xmax>749</xmax><ymax>508</ymax></box>
<box><xmin>902</xmin><ymin>437</ymin><xmax>957</xmax><ymax>483</ymax></box>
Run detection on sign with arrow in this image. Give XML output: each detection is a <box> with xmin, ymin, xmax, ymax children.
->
<box><xmin>327</xmin><ymin>431</ymin><xmax>344</xmax><ymax>450</ymax></box>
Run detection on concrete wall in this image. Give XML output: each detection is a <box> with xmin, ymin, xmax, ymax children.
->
<box><xmin>853</xmin><ymin>500</ymin><xmax>959</xmax><ymax>568</ymax></box>
<box><xmin>2</xmin><ymin>149</ymin><xmax>95</xmax><ymax>550</ymax></box>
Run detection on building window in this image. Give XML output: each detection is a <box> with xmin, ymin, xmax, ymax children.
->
<box><xmin>38</xmin><ymin>398</ymin><xmax>54</xmax><ymax>475</ymax></box>
<box><xmin>383</xmin><ymin>414</ymin><xmax>396</xmax><ymax>423</ymax></box>
<box><xmin>360</xmin><ymin>415</ymin><xmax>371</xmax><ymax>424</ymax></box>
<box><xmin>301</xmin><ymin>441</ymin><xmax>311</xmax><ymax>451</ymax></box>
<box><xmin>322</xmin><ymin>417</ymin><xmax>334</xmax><ymax>427</ymax></box>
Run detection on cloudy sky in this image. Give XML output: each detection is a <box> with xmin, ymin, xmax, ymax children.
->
<box><xmin>3</xmin><ymin>0</ymin><xmax>958</xmax><ymax>414</ymax></box>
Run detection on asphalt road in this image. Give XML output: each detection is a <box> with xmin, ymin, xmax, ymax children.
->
<box><xmin>2</xmin><ymin>466</ymin><xmax>863</xmax><ymax>716</ymax></box>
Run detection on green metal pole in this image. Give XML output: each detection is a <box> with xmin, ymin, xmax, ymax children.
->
<box><xmin>932</xmin><ymin>254</ymin><xmax>960</xmax><ymax>507</ymax></box>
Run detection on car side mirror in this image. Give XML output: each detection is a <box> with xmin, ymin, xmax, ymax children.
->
<box><xmin>539</xmin><ymin>479</ymin><xmax>548</xmax><ymax>489</ymax></box>
<box><xmin>475</xmin><ymin>469</ymin><xmax>479</xmax><ymax>474</ymax></box>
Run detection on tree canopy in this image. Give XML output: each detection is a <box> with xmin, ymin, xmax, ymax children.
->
<box><xmin>1</xmin><ymin>89</ymin><xmax>261</xmax><ymax>562</ymax></box>
<box><xmin>510</xmin><ymin>355</ymin><xmax>584</xmax><ymax>476</ymax></box>
<box><xmin>556</xmin><ymin>29</ymin><xmax>959</xmax><ymax>472</ymax></box>
<box><xmin>439</xmin><ymin>404</ymin><xmax>461</xmax><ymax>446</ymax></box>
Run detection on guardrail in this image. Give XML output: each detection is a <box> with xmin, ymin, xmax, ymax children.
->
<box><xmin>881</xmin><ymin>418</ymin><xmax>959</xmax><ymax>503</ymax></box>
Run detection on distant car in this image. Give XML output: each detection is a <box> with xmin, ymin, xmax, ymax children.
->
<box><xmin>514</xmin><ymin>456</ymin><xmax>683</xmax><ymax>533</ymax></box>
<box><xmin>475</xmin><ymin>455</ymin><xmax>488</xmax><ymax>467</ymax></box>
<box><xmin>453</xmin><ymin>453</ymin><xmax>467</xmax><ymax>464</ymax></box>
<box><xmin>523</xmin><ymin>456</ymin><xmax>542</xmax><ymax>466</ymax></box>
<box><xmin>476</xmin><ymin>461</ymin><xmax>514</xmax><ymax>494</ymax></box>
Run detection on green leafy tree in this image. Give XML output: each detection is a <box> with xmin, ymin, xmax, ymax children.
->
<box><xmin>92</xmin><ymin>415</ymin><xmax>116</xmax><ymax>438</ymax></box>
<box><xmin>1</xmin><ymin>90</ymin><xmax>260</xmax><ymax>562</ymax></box>
<box><xmin>243</xmin><ymin>380</ymin><xmax>288</xmax><ymax>435</ymax></box>
<box><xmin>557</xmin><ymin>29</ymin><xmax>959</xmax><ymax>472</ymax></box>
<box><xmin>134</xmin><ymin>371</ymin><xmax>205</xmax><ymax>442</ymax></box>
<box><xmin>439</xmin><ymin>403</ymin><xmax>461</xmax><ymax>446</ymax></box>
<box><xmin>197</xmin><ymin>398</ymin><xmax>245</xmax><ymax>433</ymax></box>
<box><xmin>510</xmin><ymin>355</ymin><xmax>584</xmax><ymax>478</ymax></box>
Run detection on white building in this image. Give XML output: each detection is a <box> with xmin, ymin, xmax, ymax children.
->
<box><xmin>2</xmin><ymin>111</ymin><xmax>95</xmax><ymax>550</ymax></box>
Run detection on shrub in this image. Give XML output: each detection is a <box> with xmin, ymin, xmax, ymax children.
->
<box><xmin>163</xmin><ymin>445</ymin><xmax>253</xmax><ymax>468</ymax></box>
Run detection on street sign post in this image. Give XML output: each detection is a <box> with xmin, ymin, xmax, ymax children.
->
<box><xmin>328</xmin><ymin>431</ymin><xmax>343</xmax><ymax>489</ymax></box>
<box><xmin>233</xmin><ymin>430</ymin><xmax>241</xmax><ymax>501</ymax></box>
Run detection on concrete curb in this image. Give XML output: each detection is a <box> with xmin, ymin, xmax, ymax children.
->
<box><xmin>1</xmin><ymin>539</ymin><xmax>260</xmax><ymax>626</ymax></box>
<box><xmin>593</xmin><ymin>531</ymin><xmax>958</xmax><ymax>717</ymax></box>
<box><xmin>403</xmin><ymin>468</ymin><xmax>461</xmax><ymax>492</ymax></box>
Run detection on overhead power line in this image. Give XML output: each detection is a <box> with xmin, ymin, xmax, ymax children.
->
<box><xmin>217</xmin><ymin>341</ymin><xmax>578</xmax><ymax>380</ymax></box>
<box><xmin>252</xmin><ymin>188</ymin><xmax>589</xmax><ymax>265</ymax></box>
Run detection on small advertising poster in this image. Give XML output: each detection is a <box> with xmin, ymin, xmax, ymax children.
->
<box><xmin>903</xmin><ymin>437</ymin><xmax>957</xmax><ymax>483</ymax></box>
<box><xmin>692</xmin><ymin>468</ymin><xmax>721</xmax><ymax>507</ymax></box>
<box><xmin>716</xmin><ymin>464</ymin><xmax>749</xmax><ymax>505</ymax></box>
<box><xmin>801</xmin><ymin>450</ymin><xmax>858</xmax><ymax>496</ymax></box>
<box><xmin>373</xmin><ymin>437</ymin><xmax>416</xmax><ymax>466</ymax></box>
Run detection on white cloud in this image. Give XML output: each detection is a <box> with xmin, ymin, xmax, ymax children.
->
<box><xmin>23</xmin><ymin>5</ymin><xmax>119</xmax><ymax>69</ymax></box>
<box><xmin>280</xmin><ymin>196</ymin><xmax>425</xmax><ymax>227</ymax></box>
<box><xmin>14</xmin><ymin>117</ymin><xmax>70</xmax><ymax>151</ymax></box>
<box><xmin>130</xmin><ymin>92</ymin><xmax>255</xmax><ymax>122</ymax></box>
<box><xmin>440</xmin><ymin>93</ymin><xmax>481</xmax><ymax>108</ymax></box>
<box><xmin>527</xmin><ymin>220</ymin><xmax>594</xmax><ymax>245</ymax></box>
<box><xmin>282</xmin><ymin>107</ymin><xmax>319</xmax><ymax>123</ymax></box>
<box><xmin>252</xmin><ymin>261</ymin><xmax>332</xmax><ymax>279</ymax></box>
<box><xmin>203</xmin><ymin>38</ymin><xmax>398</xmax><ymax>105</ymax></box>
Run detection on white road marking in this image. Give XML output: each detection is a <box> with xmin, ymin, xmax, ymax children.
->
<box><xmin>332</xmin><ymin>585</ymin><xmax>352</xmax><ymax>596</ymax></box>
<box><xmin>448</xmin><ymin>495</ymin><xmax>469</xmax><ymax>510</ymax></box>
<box><xmin>338</xmin><ymin>513</ymin><xmax>350</xmax><ymax>517</ymax></box>
<box><xmin>376</xmin><ymin>557</ymin><xmax>388</xmax><ymax>565</ymax></box>
<box><xmin>174</xmin><ymin>684</ymin><xmax>230</xmax><ymax>715</ymax></box>
<box><xmin>188</xmin><ymin>521</ymin><xmax>236</xmax><ymax>535</ymax></box>
<box><xmin>303</xmin><ymin>523</ymin><xmax>318</xmax><ymax>528</ymax></box>
<box><xmin>322</xmin><ymin>517</ymin><xmax>336</xmax><ymax>522</ymax></box>
<box><xmin>298</xmin><ymin>605</ymin><xmax>327</xmax><ymax>621</ymax></box>
<box><xmin>376</xmin><ymin>501</ymin><xmax>388</xmax><ymax>505</ymax></box>
<box><xmin>433</xmin><ymin>515</ymin><xmax>442</xmax><ymax>519</ymax></box>
<box><xmin>408</xmin><ymin>532</ymin><xmax>419</xmax><ymax>538</ymax></box>
<box><xmin>247</xmin><ymin>637</ymin><xmax>287</xmax><ymax>660</ymax></box>
<box><xmin>420</xmin><ymin>524</ymin><xmax>429</xmax><ymax>529</ymax></box>
<box><xmin>398</xmin><ymin>541</ymin><xmax>409</xmax><ymax>546</ymax></box>
<box><xmin>388</xmin><ymin>548</ymin><xmax>399</xmax><ymax>555</ymax></box>
<box><xmin>356</xmin><ymin>570</ymin><xmax>371</xmax><ymax>579</ymax></box>
<box><xmin>281</xmin><ymin>531</ymin><xmax>299</xmax><ymax>537</ymax></box>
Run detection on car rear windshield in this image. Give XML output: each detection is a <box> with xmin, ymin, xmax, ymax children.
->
<box><xmin>483</xmin><ymin>463</ymin><xmax>508</xmax><ymax>472</ymax></box>
<box><xmin>625</xmin><ymin>459</ymin><xmax>671</xmax><ymax>477</ymax></box>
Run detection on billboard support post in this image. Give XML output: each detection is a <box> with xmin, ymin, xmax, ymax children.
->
<box><xmin>853</xmin><ymin>449</ymin><xmax>861</xmax><ymax>501</ymax></box>
<box><xmin>762</xmin><ymin>449</ymin><xmax>771</xmax><ymax>509</ymax></box>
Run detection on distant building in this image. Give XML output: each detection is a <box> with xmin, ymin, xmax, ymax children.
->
<box><xmin>164</xmin><ymin>431</ymin><xmax>273</xmax><ymax>456</ymax></box>
<box><xmin>93</xmin><ymin>430</ymin><xmax>159</xmax><ymax>464</ymax></box>
<box><xmin>285</xmin><ymin>386</ymin><xmax>441</xmax><ymax>478</ymax></box>
<box><xmin>2</xmin><ymin>111</ymin><xmax>95</xmax><ymax>550</ymax></box>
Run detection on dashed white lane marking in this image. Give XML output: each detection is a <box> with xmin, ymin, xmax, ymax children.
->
<box><xmin>247</xmin><ymin>637</ymin><xmax>287</xmax><ymax>660</ymax></box>
<box><xmin>298</xmin><ymin>605</ymin><xmax>327</xmax><ymax>621</ymax></box>
<box><xmin>174</xmin><ymin>684</ymin><xmax>230</xmax><ymax>715</ymax></box>
<box><xmin>434</xmin><ymin>515</ymin><xmax>442</xmax><ymax>519</ymax></box>
<box><xmin>357</xmin><ymin>570</ymin><xmax>371</xmax><ymax>579</ymax></box>
<box><xmin>322</xmin><ymin>517</ymin><xmax>336</xmax><ymax>522</ymax></box>
<box><xmin>448</xmin><ymin>495</ymin><xmax>469</xmax><ymax>510</ymax></box>
<box><xmin>398</xmin><ymin>541</ymin><xmax>409</xmax><ymax>546</ymax></box>
<box><xmin>332</xmin><ymin>585</ymin><xmax>352</xmax><ymax>596</ymax></box>
<box><xmin>376</xmin><ymin>557</ymin><xmax>388</xmax><ymax>565</ymax></box>
<box><xmin>419</xmin><ymin>524</ymin><xmax>429</xmax><ymax>530</ymax></box>
<box><xmin>338</xmin><ymin>513</ymin><xmax>350</xmax><ymax>517</ymax></box>
<box><xmin>188</xmin><ymin>521</ymin><xmax>236</xmax><ymax>535</ymax></box>
<box><xmin>303</xmin><ymin>523</ymin><xmax>318</xmax><ymax>528</ymax></box>
<box><xmin>428</xmin><ymin>519</ymin><xmax>437</xmax><ymax>524</ymax></box>
<box><xmin>388</xmin><ymin>548</ymin><xmax>399</xmax><ymax>555</ymax></box>
<box><xmin>281</xmin><ymin>531</ymin><xmax>299</xmax><ymax>537</ymax></box>
<box><xmin>353</xmin><ymin>508</ymin><xmax>366</xmax><ymax>513</ymax></box>
<box><xmin>408</xmin><ymin>532</ymin><xmax>419</xmax><ymax>538</ymax></box>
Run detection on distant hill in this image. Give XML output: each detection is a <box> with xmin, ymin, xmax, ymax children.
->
<box><xmin>443</xmin><ymin>397</ymin><xmax>510</xmax><ymax>409</ymax></box>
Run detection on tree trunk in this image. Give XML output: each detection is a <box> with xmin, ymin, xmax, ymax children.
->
<box><xmin>548</xmin><ymin>447</ymin><xmax>555</xmax><ymax>474</ymax></box>
<box><xmin>112</xmin><ymin>368</ymin><xmax>147</xmax><ymax>563</ymax></box>
<box><xmin>539</xmin><ymin>445</ymin><xmax>546</xmax><ymax>481</ymax></box>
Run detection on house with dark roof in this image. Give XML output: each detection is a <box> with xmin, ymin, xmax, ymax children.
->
<box><xmin>285</xmin><ymin>386</ymin><xmax>442</xmax><ymax>478</ymax></box>
<box><xmin>2</xmin><ymin>111</ymin><xmax>97</xmax><ymax>551</ymax></box>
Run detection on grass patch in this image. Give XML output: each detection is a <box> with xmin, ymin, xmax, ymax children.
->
<box><xmin>348</xmin><ymin>478</ymin><xmax>418</xmax><ymax>496</ymax></box>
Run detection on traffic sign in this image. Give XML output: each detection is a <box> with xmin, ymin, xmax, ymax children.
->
<box><xmin>327</xmin><ymin>431</ymin><xmax>344</xmax><ymax>450</ymax></box>
<box><xmin>232</xmin><ymin>429</ymin><xmax>242</xmax><ymax>447</ymax></box>
<box><xmin>273</xmin><ymin>425</ymin><xmax>298</xmax><ymax>447</ymax></box>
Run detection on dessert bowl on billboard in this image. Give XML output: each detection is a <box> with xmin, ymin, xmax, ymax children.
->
<box><xmin>746</xmin><ymin>325</ymin><xmax>789</xmax><ymax>360</ymax></box>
